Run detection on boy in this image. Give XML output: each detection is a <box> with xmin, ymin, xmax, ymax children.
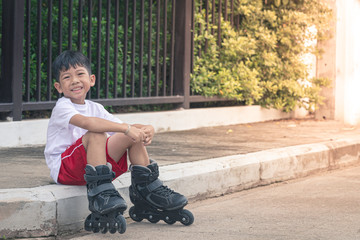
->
<box><xmin>44</xmin><ymin>50</ymin><xmax>192</xmax><ymax>234</ymax></box>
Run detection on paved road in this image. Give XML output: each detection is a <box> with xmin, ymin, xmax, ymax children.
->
<box><xmin>59</xmin><ymin>165</ymin><xmax>360</xmax><ymax>240</ymax></box>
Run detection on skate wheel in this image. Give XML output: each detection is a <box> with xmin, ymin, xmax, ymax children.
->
<box><xmin>110</xmin><ymin>227</ymin><xmax>117</xmax><ymax>234</ymax></box>
<box><xmin>129</xmin><ymin>206</ymin><xmax>143</xmax><ymax>222</ymax></box>
<box><xmin>117</xmin><ymin>215</ymin><xmax>127</xmax><ymax>234</ymax></box>
<box><xmin>109</xmin><ymin>220</ymin><xmax>118</xmax><ymax>234</ymax></box>
<box><xmin>100</xmin><ymin>226</ymin><xmax>108</xmax><ymax>234</ymax></box>
<box><xmin>84</xmin><ymin>214</ymin><xmax>100</xmax><ymax>233</ymax></box>
<box><xmin>148</xmin><ymin>215</ymin><xmax>160</xmax><ymax>223</ymax></box>
<box><xmin>179</xmin><ymin>209</ymin><xmax>194</xmax><ymax>226</ymax></box>
<box><xmin>84</xmin><ymin>214</ymin><xmax>92</xmax><ymax>232</ymax></box>
<box><xmin>164</xmin><ymin>216</ymin><xmax>176</xmax><ymax>225</ymax></box>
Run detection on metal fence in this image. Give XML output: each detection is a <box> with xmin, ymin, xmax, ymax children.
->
<box><xmin>0</xmin><ymin>0</ymin><xmax>236</xmax><ymax>121</ymax></box>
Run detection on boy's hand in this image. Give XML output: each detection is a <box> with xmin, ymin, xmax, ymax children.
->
<box><xmin>141</xmin><ymin>125</ymin><xmax>155</xmax><ymax>146</ymax></box>
<box><xmin>126</xmin><ymin>126</ymin><xmax>146</xmax><ymax>143</ymax></box>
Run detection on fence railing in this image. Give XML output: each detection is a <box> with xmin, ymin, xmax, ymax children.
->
<box><xmin>0</xmin><ymin>0</ymin><xmax>236</xmax><ymax>121</ymax></box>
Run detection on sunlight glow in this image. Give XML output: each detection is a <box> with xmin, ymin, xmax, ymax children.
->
<box><xmin>343</xmin><ymin>0</ymin><xmax>360</xmax><ymax>126</ymax></box>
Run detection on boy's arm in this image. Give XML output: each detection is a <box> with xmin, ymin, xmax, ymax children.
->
<box><xmin>70</xmin><ymin>114</ymin><xmax>144</xmax><ymax>143</ymax></box>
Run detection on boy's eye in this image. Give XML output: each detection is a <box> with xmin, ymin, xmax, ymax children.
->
<box><xmin>77</xmin><ymin>72</ymin><xmax>86</xmax><ymax>76</ymax></box>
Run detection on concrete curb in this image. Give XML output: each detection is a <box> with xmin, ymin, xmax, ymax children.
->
<box><xmin>1</xmin><ymin>137</ymin><xmax>360</xmax><ymax>238</ymax></box>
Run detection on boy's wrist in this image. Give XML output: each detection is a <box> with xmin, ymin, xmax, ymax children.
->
<box><xmin>124</xmin><ymin>124</ymin><xmax>131</xmax><ymax>135</ymax></box>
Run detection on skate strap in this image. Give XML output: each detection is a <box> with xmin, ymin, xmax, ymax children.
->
<box><xmin>143</xmin><ymin>179</ymin><xmax>163</xmax><ymax>195</ymax></box>
<box><xmin>88</xmin><ymin>183</ymin><xmax>117</xmax><ymax>197</ymax></box>
<box><xmin>84</xmin><ymin>172</ymin><xmax>115</xmax><ymax>182</ymax></box>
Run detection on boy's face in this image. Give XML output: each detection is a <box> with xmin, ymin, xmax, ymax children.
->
<box><xmin>54</xmin><ymin>65</ymin><xmax>95</xmax><ymax>104</ymax></box>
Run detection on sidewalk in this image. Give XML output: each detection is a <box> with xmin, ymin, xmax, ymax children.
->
<box><xmin>1</xmin><ymin>119</ymin><xmax>360</xmax><ymax>238</ymax></box>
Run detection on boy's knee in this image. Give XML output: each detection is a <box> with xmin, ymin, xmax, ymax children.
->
<box><xmin>128</xmin><ymin>140</ymin><xmax>146</xmax><ymax>150</ymax></box>
<box><xmin>83</xmin><ymin>132</ymin><xmax>107</xmax><ymax>147</ymax></box>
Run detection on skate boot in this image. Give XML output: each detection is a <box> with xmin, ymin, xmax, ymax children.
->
<box><xmin>84</xmin><ymin>163</ymin><xmax>127</xmax><ymax>234</ymax></box>
<box><xmin>128</xmin><ymin>160</ymin><xmax>194</xmax><ymax>226</ymax></box>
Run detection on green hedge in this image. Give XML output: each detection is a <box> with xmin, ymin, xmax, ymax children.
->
<box><xmin>191</xmin><ymin>0</ymin><xmax>332</xmax><ymax>112</ymax></box>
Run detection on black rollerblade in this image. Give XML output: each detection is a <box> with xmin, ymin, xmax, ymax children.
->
<box><xmin>128</xmin><ymin>160</ymin><xmax>194</xmax><ymax>226</ymax></box>
<box><xmin>84</xmin><ymin>163</ymin><xmax>127</xmax><ymax>234</ymax></box>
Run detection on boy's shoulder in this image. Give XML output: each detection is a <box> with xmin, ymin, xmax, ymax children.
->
<box><xmin>53</xmin><ymin>97</ymin><xmax>72</xmax><ymax>110</ymax></box>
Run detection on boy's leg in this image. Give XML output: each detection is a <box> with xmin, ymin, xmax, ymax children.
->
<box><xmin>107</xmin><ymin>132</ymin><xmax>183</xmax><ymax>208</ymax></box>
<box><xmin>82</xmin><ymin>131</ymin><xmax>127</xmax><ymax>234</ymax></box>
<box><xmin>82</xmin><ymin>132</ymin><xmax>108</xmax><ymax>166</ymax></box>
<box><xmin>106</xmin><ymin>132</ymin><xmax>194</xmax><ymax>225</ymax></box>
<box><xmin>107</xmin><ymin>133</ymin><xmax>150</xmax><ymax>166</ymax></box>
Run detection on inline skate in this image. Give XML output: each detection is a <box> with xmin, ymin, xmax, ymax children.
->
<box><xmin>128</xmin><ymin>160</ymin><xmax>194</xmax><ymax>226</ymax></box>
<box><xmin>84</xmin><ymin>163</ymin><xmax>127</xmax><ymax>234</ymax></box>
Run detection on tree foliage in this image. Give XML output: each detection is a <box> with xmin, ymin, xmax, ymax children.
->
<box><xmin>191</xmin><ymin>0</ymin><xmax>333</xmax><ymax>112</ymax></box>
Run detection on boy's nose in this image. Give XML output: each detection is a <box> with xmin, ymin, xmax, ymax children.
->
<box><xmin>71</xmin><ymin>77</ymin><xmax>80</xmax><ymax>84</ymax></box>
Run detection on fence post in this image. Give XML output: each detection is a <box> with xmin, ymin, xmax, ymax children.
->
<box><xmin>174</xmin><ymin>0</ymin><xmax>192</xmax><ymax>109</ymax></box>
<box><xmin>0</xmin><ymin>0</ymin><xmax>25</xmax><ymax>121</ymax></box>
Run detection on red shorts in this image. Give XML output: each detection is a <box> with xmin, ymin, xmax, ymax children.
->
<box><xmin>57</xmin><ymin>137</ymin><xmax>128</xmax><ymax>185</ymax></box>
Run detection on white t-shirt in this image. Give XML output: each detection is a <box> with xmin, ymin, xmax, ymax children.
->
<box><xmin>44</xmin><ymin>97</ymin><xmax>123</xmax><ymax>183</ymax></box>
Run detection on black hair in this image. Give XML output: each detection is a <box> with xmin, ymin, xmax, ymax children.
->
<box><xmin>52</xmin><ymin>50</ymin><xmax>91</xmax><ymax>82</ymax></box>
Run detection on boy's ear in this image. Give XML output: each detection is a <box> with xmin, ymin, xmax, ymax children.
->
<box><xmin>54</xmin><ymin>82</ymin><xmax>63</xmax><ymax>93</ymax></box>
<box><xmin>90</xmin><ymin>74</ymin><xmax>96</xmax><ymax>87</ymax></box>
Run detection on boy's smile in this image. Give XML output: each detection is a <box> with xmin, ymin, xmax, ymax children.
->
<box><xmin>54</xmin><ymin>65</ymin><xmax>95</xmax><ymax>104</ymax></box>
